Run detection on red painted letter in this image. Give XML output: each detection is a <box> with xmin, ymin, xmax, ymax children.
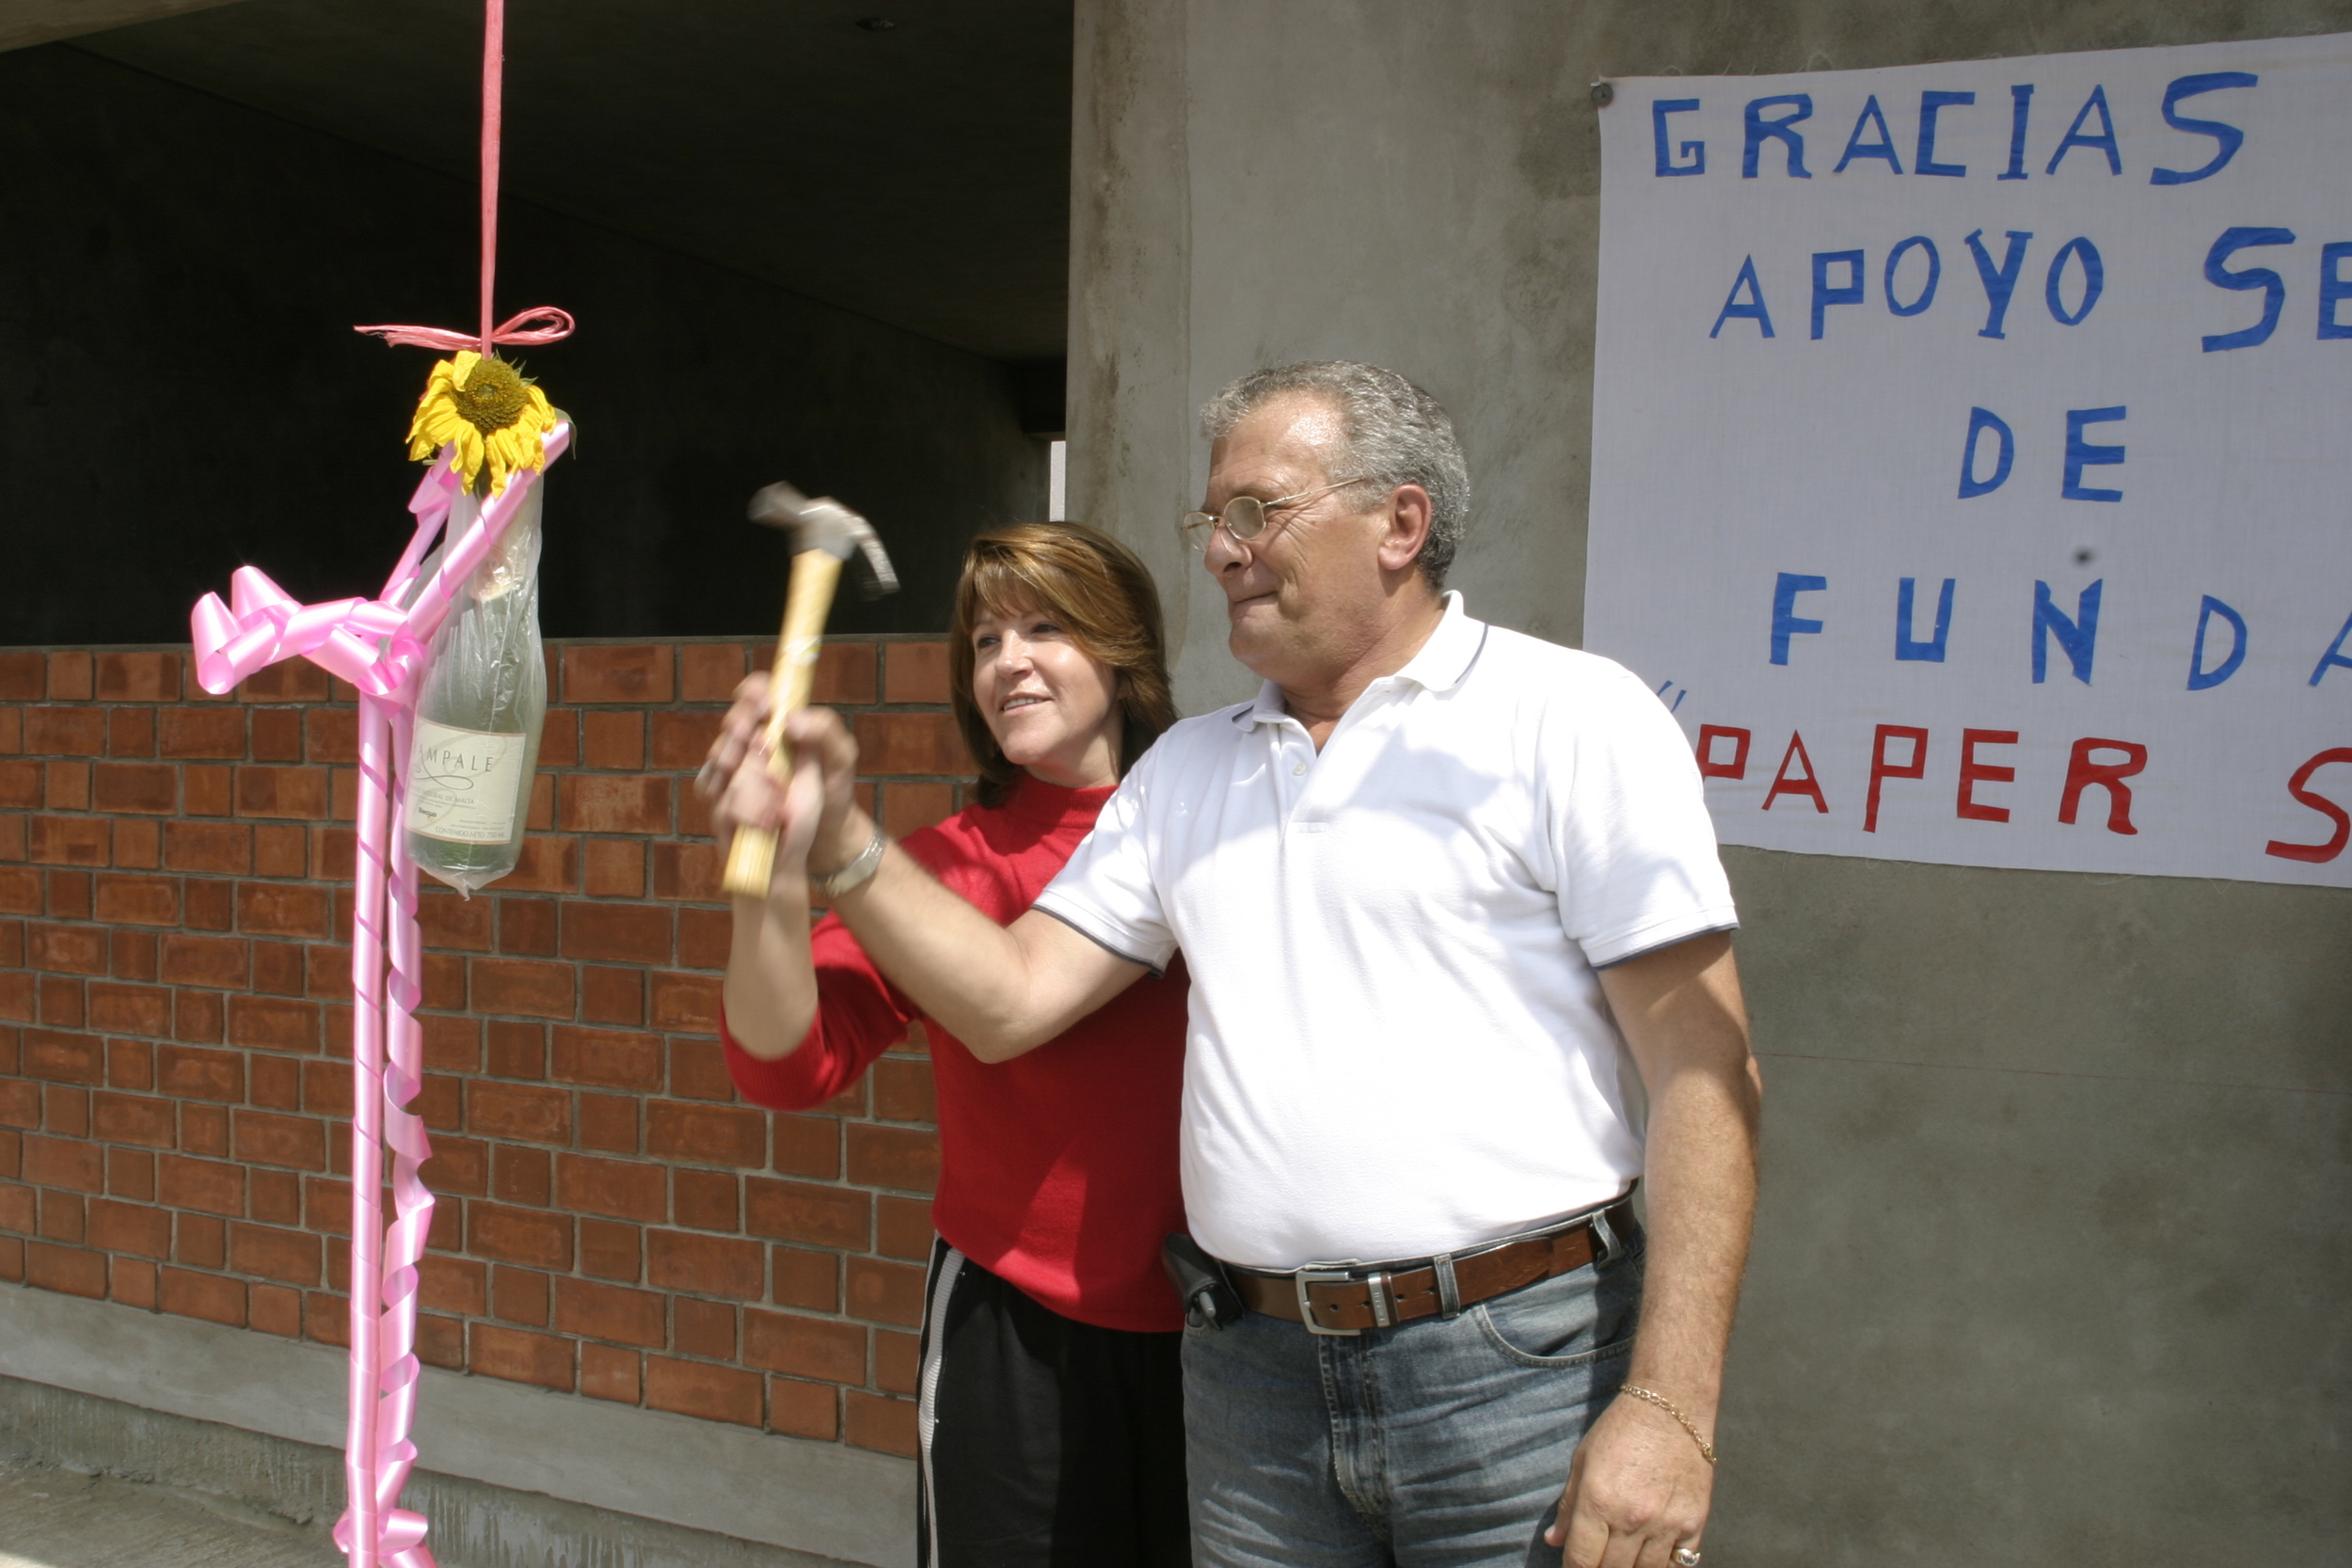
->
<box><xmin>1697</xmin><ymin>725</ymin><xmax>1752</xmax><ymax>780</ymax></box>
<box><xmin>2264</xmin><ymin>747</ymin><xmax>2352</xmax><ymax>863</ymax></box>
<box><xmin>2058</xmin><ymin>736</ymin><xmax>2148</xmax><ymax>834</ymax></box>
<box><xmin>1762</xmin><ymin>731</ymin><xmax>1829</xmax><ymax>813</ymax></box>
<box><xmin>1956</xmin><ymin>729</ymin><xmax>2019</xmax><ymax>822</ymax></box>
<box><xmin>1864</xmin><ymin>724</ymin><xmax>1930</xmax><ymax>832</ymax></box>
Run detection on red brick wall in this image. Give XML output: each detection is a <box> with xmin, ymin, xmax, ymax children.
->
<box><xmin>0</xmin><ymin>637</ymin><xmax>972</xmax><ymax>1459</ymax></box>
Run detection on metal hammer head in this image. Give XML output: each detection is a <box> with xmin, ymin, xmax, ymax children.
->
<box><xmin>748</xmin><ymin>483</ymin><xmax>899</xmax><ymax>600</ymax></box>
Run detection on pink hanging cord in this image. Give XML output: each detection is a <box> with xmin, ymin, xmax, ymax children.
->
<box><xmin>352</xmin><ymin>0</ymin><xmax>574</xmax><ymax>361</ymax></box>
<box><xmin>478</xmin><ymin>0</ymin><xmax>501</xmax><ymax>353</ymax></box>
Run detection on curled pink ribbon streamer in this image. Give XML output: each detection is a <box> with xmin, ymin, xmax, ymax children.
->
<box><xmin>193</xmin><ymin>423</ymin><xmax>568</xmax><ymax>1568</ymax></box>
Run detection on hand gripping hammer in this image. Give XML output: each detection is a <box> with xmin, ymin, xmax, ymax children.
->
<box><xmin>721</xmin><ymin>483</ymin><xmax>899</xmax><ymax>899</ymax></box>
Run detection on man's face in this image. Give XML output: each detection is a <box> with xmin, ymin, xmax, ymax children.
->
<box><xmin>1200</xmin><ymin>394</ymin><xmax>1395</xmax><ymax>687</ymax></box>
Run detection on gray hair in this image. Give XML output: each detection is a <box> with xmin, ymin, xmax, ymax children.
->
<box><xmin>1199</xmin><ymin>361</ymin><xmax>1472</xmax><ymax>587</ymax></box>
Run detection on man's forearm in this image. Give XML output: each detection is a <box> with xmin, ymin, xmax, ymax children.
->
<box><xmin>1604</xmin><ymin>935</ymin><xmax>1762</xmax><ymax>1431</ymax></box>
<box><xmin>822</xmin><ymin>808</ymin><xmax>1119</xmax><ymax>1059</ymax></box>
<box><xmin>1624</xmin><ymin>1048</ymin><xmax>1760</xmax><ymax>1429</ymax></box>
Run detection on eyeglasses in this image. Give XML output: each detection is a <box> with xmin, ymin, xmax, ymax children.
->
<box><xmin>1179</xmin><ymin>476</ymin><xmax>1375</xmax><ymax>553</ymax></box>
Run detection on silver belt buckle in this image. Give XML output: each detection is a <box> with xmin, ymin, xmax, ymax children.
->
<box><xmin>1295</xmin><ymin>1266</ymin><xmax>1359</xmax><ymax>1336</ymax></box>
<box><xmin>1295</xmin><ymin>1264</ymin><xmax>1393</xmax><ymax>1336</ymax></box>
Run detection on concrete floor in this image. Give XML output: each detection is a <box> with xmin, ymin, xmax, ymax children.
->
<box><xmin>0</xmin><ymin>1458</ymin><xmax>341</xmax><ymax>1568</ymax></box>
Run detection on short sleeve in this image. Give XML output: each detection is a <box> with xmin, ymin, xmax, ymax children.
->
<box><xmin>1547</xmin><ymin>666</ymin><xmax>1739</xmax><ymax>968</ymax></box>
<box><xmin>1031</xmin><ymin>745</ymin><xmax>1178</xmax><ymax>973</ymax></box>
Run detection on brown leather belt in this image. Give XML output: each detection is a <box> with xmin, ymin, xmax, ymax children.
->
<box><xmin>1228</xmin><ymin>1199</ymin><xmax>1638</xmax><ymax>1336</ymax></box>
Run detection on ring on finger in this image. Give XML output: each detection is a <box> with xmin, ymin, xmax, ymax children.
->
<box><xmin>1672</xmin><ymin>1548</ymin><xmax>1701</xmax><ymax>1567</ymax></box>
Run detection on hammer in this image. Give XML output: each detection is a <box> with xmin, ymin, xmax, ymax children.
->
<box><xmin>721</xmin><ymin>483</ymin><xmax>899</xmax><ymax>899</ymax></box>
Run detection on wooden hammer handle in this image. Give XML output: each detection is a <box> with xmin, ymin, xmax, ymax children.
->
<box><xmin>722</xmin><ymin>549</ymin><xmax>847</xmax><ymax>898</ymax></box>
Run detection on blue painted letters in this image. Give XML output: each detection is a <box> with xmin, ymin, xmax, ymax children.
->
<box><xmin>1885</xmin><ymin>237</ymin><xmax>1941</xmax><ymax>315</ymax></box>
<box><xmin>1959</xmin><ymin>407</ymin><xmax>2015</xmax><ymax>498</ymax></box>
<box><xmin>1812</xmin><ymin>250</ymin><xmax>1866</xmax><ymax>338</ymax></box>
<box><xmin>2063</xmin><ymin>406</ymin><xmax>2127</xmax><ymax>501</ymax></box>
<box><xmin>2318</xmin><ymin>243</ymin><xmax>2352</xmax><ymax>340</ymax></box>
<box><xmin>1897</xmin><ymin>578</ymin><xmax>1956</xmax><ymax>661</ymax></box>
<box><xmin>1965</xmin><ymin>230</ymin><xmax>2033</xmax><ymax>338</ymax></box>
<box><xmin>2033</xmin><ymin>579</ymin><xmax>2105</xmax><ymax>685</ymax></box>
<box><xmin>2151</xmin><ymin>71</ymin><xmax>2258</xmax><ymax>185</ymax></box>
<box><xmin>1999</xmin><ymin>85</ymin><xmax>2034</xmax><ymax>180</ymax></box>
<box><xmin>2044</xmin><ymin>237</ymin><xmax>2105</xmax><ymax>325</ymax></box>
<box><xmin>1653</xmin><ymin>99</ymin><xmax>1704</xmax><ymax>176</ymax></box>
<box><xmin>1743</xmin><ymin>95</ymin><xmax>1812</xmax><ymax>178</ymax></box>
<box><xmin>2311</xmin><ymin>610</ymin><xmax>2352</xmax><ymax>687</ymax></box>
<box><xmin>1710</xmin><ymin>257</ymin><xmax>1776</xmax><ymax>339</ymax></box>
<box><xmin>1772</xmin><ymin>574</ymin><xmax>1829</xmax><ymax>665</ymax></box>
<box><xmin>2046</xmin><ymin>86</ymin><xmax>2122</xmax><ymax>175</ymax></box>
<box><xmin>2186</xmin><ymin>595</ymin><xmax>2249</xmax><ymax>689</ymax></box>
<box><xmin>1835</xmin><ymin>96</ymin><xmax>1904</xmax><ymax>173</ymax></box>
<box><xmin>1915</xmin><ymin>90</ymin><xmax>1975</xmax><ymax>176</ymax></box>
<box><xmin>2202</xmin><ymin>227</ymin><xmax>2296</xmax><ymax>351</ymax></box>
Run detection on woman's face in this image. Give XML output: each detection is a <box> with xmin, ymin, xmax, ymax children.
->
<box><xmin>970</xmin><ymin>596</ymin><xmax>1124</xmax><ymax>790</ymax></box>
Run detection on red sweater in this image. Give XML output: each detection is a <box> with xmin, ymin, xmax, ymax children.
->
<box><xmin>722</xmin><ymin>777</ymin><xmax>1189</xmax><ymax>1332</ymax></box>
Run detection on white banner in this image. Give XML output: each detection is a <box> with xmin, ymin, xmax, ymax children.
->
<box><xmin>1586</xmin><ymin>34</ymin><xmax>2352</xmax><ymax>886</ymax></box>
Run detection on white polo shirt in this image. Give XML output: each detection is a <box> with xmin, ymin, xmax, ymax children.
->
<box><xmin>1034</xmin><ymin>594</ymin><xmax>1737</xmax><ymax>1270</ymax></box>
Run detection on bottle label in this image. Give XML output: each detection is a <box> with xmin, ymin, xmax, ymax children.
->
<box><xmin>406</xmin><ymin>720</ymin><xmax>528</xmax><ymax>845</ymax></box>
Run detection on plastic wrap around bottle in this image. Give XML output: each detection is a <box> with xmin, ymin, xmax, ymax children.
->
<box><xmin>404</xmin><ymin>479</ymin><xmax>548</xmax><ymax>896</ymax></box>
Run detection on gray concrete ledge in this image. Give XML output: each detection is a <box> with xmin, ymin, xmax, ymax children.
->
<box><xmin>0</xmin><ymin>1284</ymin><xmax>914</xmax><ymax>1568</ymax></box>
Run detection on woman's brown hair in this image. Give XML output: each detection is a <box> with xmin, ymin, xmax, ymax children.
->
<box><xmin>948</xmin><ymin>521</ymin><xmax>1178</xmax><ymax>809</ymax></box>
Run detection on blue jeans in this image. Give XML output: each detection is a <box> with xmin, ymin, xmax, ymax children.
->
<box><xmin>1182</xmin><ymin>1235</ymin><xmax>1644</xmax><ymax>1567</ymax></box>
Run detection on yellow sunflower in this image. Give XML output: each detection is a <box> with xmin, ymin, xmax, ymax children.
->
<box><xmin>405</xmin><ymin>350</ymin><xmax>560</xmax><ymax>496</ymax></box>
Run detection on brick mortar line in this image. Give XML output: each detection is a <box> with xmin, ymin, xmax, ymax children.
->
<box><xmin>0</xmin><ymin>640</ymin><xmax>963</xmax><ymax>1455</ymax></box>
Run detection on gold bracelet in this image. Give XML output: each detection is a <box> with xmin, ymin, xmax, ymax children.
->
<box><xmin>1619</xmin><ymin>1384</ymin><xmax>1718</xmax><ymax>1465</ymax></box>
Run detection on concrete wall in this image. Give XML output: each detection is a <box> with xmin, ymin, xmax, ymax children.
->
<box><xmin>0</xmin><ymin>44</ymin><xmax>1044</xmax><ymax>647</ymax></box>
<box><xmin>1067</xmin><ymin>3</ymin><xmax>2352</xmax><ymax>1562</ymax></box>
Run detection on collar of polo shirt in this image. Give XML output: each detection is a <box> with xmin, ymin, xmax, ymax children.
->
<box><xmin>1233</xmin><ymin>592</ymin><xmax>1484</xmax><ymax>728</ymax></box>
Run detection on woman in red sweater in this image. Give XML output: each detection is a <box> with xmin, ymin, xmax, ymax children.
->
<box><xmin>704</xmin><ymin>522</ymin><xmax>1189</xmax><ymax>1567</ymax></box>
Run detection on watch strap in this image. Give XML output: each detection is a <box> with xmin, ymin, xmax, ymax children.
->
<box><xmin>810</xmin><ymin>823</ymin><xmax>887</xmax><ymax>899</ymax></box>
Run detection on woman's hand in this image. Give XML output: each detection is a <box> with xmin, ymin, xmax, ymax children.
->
<box><xmin>778</xmin><ymin>706</ymin><xmax>866</xmax><ymax>874</ymax></box>
<box><xmin>698</xmin><ymin>675</ymin><xmax>866</xmax><ymax>895</ymax></box>
<box><xmin>699</xmin><ymin>673</ymin><xmax>779</xmax><ymax>846</ymax></box>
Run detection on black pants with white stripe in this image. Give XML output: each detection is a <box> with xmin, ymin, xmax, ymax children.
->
<box><xmin>916</xmin><ymin>1240</ymin><xmax>1190</xmax><ymax>1567</ymax></box>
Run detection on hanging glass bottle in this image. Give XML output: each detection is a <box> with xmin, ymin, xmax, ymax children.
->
<box><xmin>404</xmin><ymin>476</ymin><xmax>548</xmax><ymax>895</ymax></box>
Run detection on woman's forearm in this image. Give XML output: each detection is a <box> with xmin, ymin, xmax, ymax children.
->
<box><xmin>723</xmin><ymin>877</ymin><xmax>819</xmax><ymax>1060</ymax></box>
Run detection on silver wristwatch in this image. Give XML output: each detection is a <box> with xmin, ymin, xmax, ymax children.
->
<box><xmin>810</xmin><ymin>823</ymin><xmax>887</xmax><ymax>899</ymax></box>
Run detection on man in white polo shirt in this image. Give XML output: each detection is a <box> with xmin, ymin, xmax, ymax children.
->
<box><xmin>723</xmin><ymin>361</ymin><xmax>1760</xmax><ymax>1568</ymax></box>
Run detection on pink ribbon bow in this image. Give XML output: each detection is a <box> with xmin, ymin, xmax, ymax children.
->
<box><xmin>352</xmin><ymin>305</ymin><xmax>576</xmax><ymax>356</ymax></box>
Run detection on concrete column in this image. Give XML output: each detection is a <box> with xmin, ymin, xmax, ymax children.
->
<box><xmin>1067</xmin><ymin>0</ymin><xmax>1198</xmax><ymax>679</ymax></box>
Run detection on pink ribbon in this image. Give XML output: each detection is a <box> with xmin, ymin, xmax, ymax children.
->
<box><xmin>212</xmin><ymin>3</ymin><xmax>570</xmax><ymax>1555</ymax></box>
<box><xmin>190</xmin><ymin>576</ymin><xmax>423</xmax><ymax>701</ymax></box>
<box><xmin>350</xmin><ymin>0</ymin><xmax>574</xmax><ymax>365</ymax></box>
<box><xmin>352</xmin><ymin>306</ymin><xmax>576</xmax><ymax>356</ymax></box>
<box><xmin>192</xmin><ymin>424</ymin><xmax>567</xmax><ymax>1568</ymax></box>
<box><xmin>189</xmin><ymin>432</ymin><xmax>566</xmax><ymax>703</ymax></box>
